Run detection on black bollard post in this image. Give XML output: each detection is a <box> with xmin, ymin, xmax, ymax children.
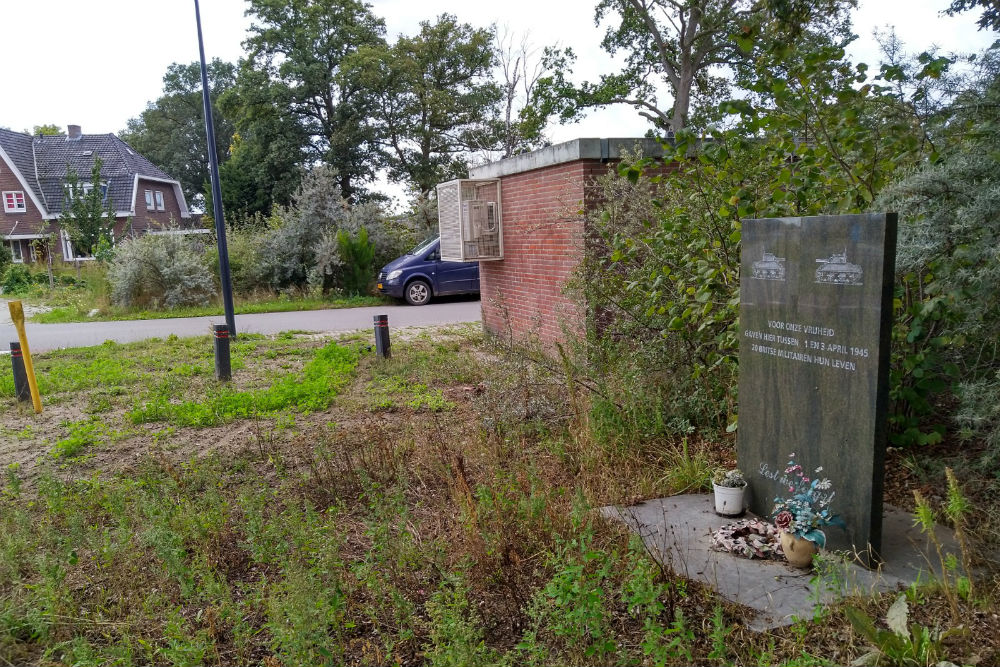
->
<box><xmin>213</xmin><ymin>324</ymin><xmax>232</xmax><ymax>381</ymax></box>
<box><xmin>9</xmin><ymin>341</ymin><xmax>30</xmax><ymax>403</ymax></box>
<box><xmin>373</xmin><ymin>314</ymin><xmax>391</xmax><ymax>360</ymax></box>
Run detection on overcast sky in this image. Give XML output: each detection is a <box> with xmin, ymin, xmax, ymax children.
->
<box><xmin>1</xmin><ymin>0</ymin><xmax>995</xmax><ymax>205</ymax></box>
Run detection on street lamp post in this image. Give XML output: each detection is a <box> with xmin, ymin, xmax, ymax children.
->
<box><xmin>193</xmin><ymin>0</ymin><xmax>236</xmax><ymax>338</ymax></box>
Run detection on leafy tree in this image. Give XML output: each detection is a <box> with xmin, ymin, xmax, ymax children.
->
<box><xmin>217</xmin><ymin>64</ymin><xmax>308</xmax><ymax>219</ymax></box>
<box><xmin>243</xmin><ymin>0</ymin><xmax>387</xmax><ymax>202</ymax></box>
<box><xmin>214</xmin><ymin>132</ymin><xmax>303</xmax><ymax>221</ymax></box>
<box><xmin>28</xmin><ymin>124</ymin><xmax>62</xmax><ymax>136</ymax></box>
<box><xmin>121</xmin><ymin>60</ymin><xmax>237</xmax><ymax>210</ymax></box>
<box><xmin>946</xmin><ymin>0</ymin><xmax>1000</xmax><ymax>31</ymax></box>
<box><xmin>61</xmin><ymin>157</ymin><xmax>116</xmax><ymax>259</ymax></box>
<box><xmin>352</xmin><ymin>14</ymin><xmax>501</xmax><ymax>195</ymax></box>
<box><xmin>580</xmin><ymin>28</ymin><xmax>933</xmax><ymax>436</ymax></box>
<box><xmin>541</xmin><ymin>0</ymin><xmax>852</xmax><ymax>133</ymax></box>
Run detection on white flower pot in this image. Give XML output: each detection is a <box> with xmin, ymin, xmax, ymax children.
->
<box><xmin>713</xmin><ymin>482</ymin><xmax>746</xmax><ymax>516</ymax></box>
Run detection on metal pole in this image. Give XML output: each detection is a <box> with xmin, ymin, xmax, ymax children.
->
<box><xmin>213</xmin><ymin>325</ymin><xmax>232</xmax><ymax>381</ymax></box>
<box><xmin>374</xmin><ymin>314</ymin><xmax>391</xmax><ymax>359</ymax></box>
<box><xmin>194</xmin><ymin>0</ymin><xmax>236</xmax><ymax>339</ymax></box>
<box><xmin>9</xmin><ymin>342</ymin><xmax>30</xmax><ymax>403</ymax></box>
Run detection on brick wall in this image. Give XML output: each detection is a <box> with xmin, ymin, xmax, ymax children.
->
<box><xmin>0</xmin><ymin>163</ymin><xmax>48</xmax><ymax>237</ymax></box>
<box><xmin>130</xmin><ymin>179</ymin><xmax>186</xmax><ymax>232</ymax></box>
<box><xmin>480</xmin><ymin>159</ymin><xmax>616</xmax><ymax>346</ymax></box>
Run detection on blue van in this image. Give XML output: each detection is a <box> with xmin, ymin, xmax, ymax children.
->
<box><xmin>376</xmin><ymin>237</ymin><xmax>480</xmax><ymax>305</ymax></box>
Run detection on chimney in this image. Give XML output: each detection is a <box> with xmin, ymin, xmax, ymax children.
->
<box><xmin>67</xmin><ymin>124</ymin><xmax>82</xmax><ymax>140</ymax></box>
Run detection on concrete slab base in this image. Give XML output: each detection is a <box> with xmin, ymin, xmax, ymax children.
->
<box><xmin>600</xmin><ymin>494</ymin><xmax>960</xmax><ymax>630</ymax></box>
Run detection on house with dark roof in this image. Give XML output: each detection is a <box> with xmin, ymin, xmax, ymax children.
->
<box><xmin>0</xmin><ymin>124</ymin><xmax>201</xmax><ymax>263</ymax></box>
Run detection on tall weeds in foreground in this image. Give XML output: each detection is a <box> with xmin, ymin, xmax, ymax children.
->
<box><xmin>0</xmin><ymin>328</ymin><xmax>996</xmax><ymax>665</ymax></box>
<box><xmin>913</xmin><ymin>466</ymin><xmax>974</xmax><ymax>623</ymax></box>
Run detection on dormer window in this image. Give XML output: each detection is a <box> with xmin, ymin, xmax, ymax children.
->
<box><xmin>145</xmin><ymin>189</ymin><xmax>155</xmax><ymax>210</ymax></box>
<box><xmin>67</xmin><ymin>183</ymin><xmax>108</xmax><ymax>201</ymax></box>
<box><xmin>3</xmin><ymin>191</ymin><xmax>26</xmax><ymax>213</ymax></box>
<box><xmin>83</xmin><ymin>183</ymin><xmax>108</xmax><ymax>198</ymax></box>
<box><xmin>154</xmin><ymin>190</ymin><xmax>165</xmax><ymax>211</ymax></box>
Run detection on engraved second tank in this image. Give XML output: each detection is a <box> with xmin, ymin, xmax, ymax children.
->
<box><xmin>815</xmin><ymin>251</ymin><xmax>863</xmax><ymax>285</ymax></box>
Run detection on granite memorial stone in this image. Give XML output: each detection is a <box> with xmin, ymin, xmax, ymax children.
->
<box><xmin>737</xmin><ymin>213</ymin><xmax>897</xmax><ymax>561</ymax></box>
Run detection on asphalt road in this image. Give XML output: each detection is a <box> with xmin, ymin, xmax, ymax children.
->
<box><xmin>0</xmin><ymin>299</ymin><xmax>482</xmax><ymax>352</ymax></box>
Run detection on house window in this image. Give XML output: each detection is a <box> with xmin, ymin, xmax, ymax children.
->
<box><xmin>8</xmin><ymin>240</ymin><xmax>22</xmax><ymax>262</ymax></box>
<box><xmin>68</xmin><ymin>183</ymin><xmax>109</xmax><ymax>201</ymax></box>
<box><xmin>3</xmin><ymin>191</ymin><xmax>26</xmax><ymax>213</ymax></box>
<box><xmin>145</xmin><ymin>189</ymin><xmax>154</xmax><ymax>210</ymax></box>
<box><xmin>154</xmin><ymin>190</ymin><xmax>165</xmax><ymax>211</ymax></box>
<box><xmin>61</xmin><ymin>231</ymin><xmax>94</xmax><ymax>261</ymax></box>
<box><xmin>82</xmin><ymin>183</ymin><xmax>109</xmax><ymax>198</ymax></box>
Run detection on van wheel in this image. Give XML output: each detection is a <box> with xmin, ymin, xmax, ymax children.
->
<box><xmin>405</xmin><ymin>279</ymin><xmax>432</xmax><ymax>306</ymax></box>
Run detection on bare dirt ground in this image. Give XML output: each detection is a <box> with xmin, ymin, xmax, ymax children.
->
<box><xmin>0</xmin><ymin>325</ymin><xmax>482</xmax><ymax>488</ymax></box>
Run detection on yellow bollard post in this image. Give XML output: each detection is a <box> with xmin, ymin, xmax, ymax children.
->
<box><xmin>8</xmin><ymin>301</ymin><xmax>42</xmax><ymax>414</ymax></box>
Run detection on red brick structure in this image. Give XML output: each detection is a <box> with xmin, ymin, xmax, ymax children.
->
<box><xmin>0</xmin><ymin>125</ymin><xmax>201</xmax><ymax>263</ymax></box>
<box><xmin>468</xmin><ymin>138</ymin><xmax>668</xmax><ymax>346</ymax></box>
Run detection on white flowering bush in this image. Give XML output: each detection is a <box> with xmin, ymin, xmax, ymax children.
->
<box><xmin>107</xmin><ymin>232</ymin><xmax>216</xmax><ymax>308</ymax></box>
<box><xmin>252</xmin><ymin>165</ymin><xmax>415</xmax><ymax>294</ymax></box>
<box><xmin>876</xmin><ymin>48</ymin><xmax>1000</xmax><ymax>459</ymax></box>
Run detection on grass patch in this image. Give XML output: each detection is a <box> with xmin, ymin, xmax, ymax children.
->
<box><xmin>366</xmin><ymin>376</ymin><xmax>455</xmax><ymax>412</ymax></box>
<box><xmin>52</xmin><ymin>418</ymin><xmax>108</xmax><ymax>458</ymax></box>
<box><xmin>128</xmin><ymin>341</ymin><xmax>360</xmax><ymax>427</ymax></box>
<box><xmin>32</xmin><ymin>294</ymin><xmax>388</xmax><ymax>323</ymax></box>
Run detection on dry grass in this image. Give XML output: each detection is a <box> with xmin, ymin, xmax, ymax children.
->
<box><xmin>0</xmin><ymin>324</ymin><xmax>996</xmax><ymax>666</ymax></box>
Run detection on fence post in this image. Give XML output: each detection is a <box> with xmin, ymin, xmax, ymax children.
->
<box><xmin>374</xmin><ymin>314</ymin><xmax>391</xmax><ymax>360</ymax></box>
<box><xmin>213</xmin><ymin>324</ymin><xmax>231</xmax><ymax>381</ymax></box>
<box><xmin>9</xmin><ymin>342</ymin><xmax>30</xmax><ymax>403</ymax></box>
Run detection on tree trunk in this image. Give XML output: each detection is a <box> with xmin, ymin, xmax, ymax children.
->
<box><xmin>672</xmin><ymin>70</ymin><xmax>692</xmax><ymax>132</ymax></box>
<box><xmin>46</xmin><ymin>244</ymin><xmax>54</xmax><ymax>289</ymax></box>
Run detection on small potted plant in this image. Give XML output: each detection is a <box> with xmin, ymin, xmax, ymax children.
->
<box><xmin>713</xmin><ymin>468</ymin><xmax>747</xmax><ymax>516</ymax></box>
<box><xmin>771</xmin><ymin>453</ymin><xmax>845</xmax><ymax>568</ymax></box>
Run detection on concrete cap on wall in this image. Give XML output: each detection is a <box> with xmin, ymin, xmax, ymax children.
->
<box><xmin>468</xmin><ymin>137</ymin><xmax>671</xmax><ymax>179</ymax></box>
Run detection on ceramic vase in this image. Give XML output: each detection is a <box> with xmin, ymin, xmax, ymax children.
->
<box><xmin>712</xmin><ymin>482</ymin><xmax>746</xmax><ymax>516</ymax></box>
<box><xmin>779</xmin><ymin>530</ymin><xmax>817</xmax><ymax>568</ymax></box>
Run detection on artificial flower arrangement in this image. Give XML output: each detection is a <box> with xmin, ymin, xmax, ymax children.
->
<box><xmin>771</xmin><ymin>453</ymin><xmax>845</xmax><ymax>548</ymax></box>
<box><xmin>713</xmin><ymin>468</ymin><xmax>746</xmax><ymax>488</ymax></box>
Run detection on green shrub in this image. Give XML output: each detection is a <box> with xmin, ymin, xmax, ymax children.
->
<box><xmin>107</xmin><ymin>232</ymin><xmax>215</xmax><ymax>308</ymax></box>
<box><xmin>2</xmin><ymin>265</ymin><xmax>34</xmax><ymax>296</ymax></box>
<box><xmin>875</xmin><ymin>48</ymin><xmax>1000</xmax><ymax>456</ymax></box>
<box><xmin>0</xmin><ymin>242</ymin><xmax>11</xmax><ymax>278</ymax></box>
<box><xmin>336</xmin><ymin>227</ymin><xmax>375</xmax><ymax>295</ymax></box>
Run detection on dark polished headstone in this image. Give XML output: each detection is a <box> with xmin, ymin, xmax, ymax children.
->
<box><xmin>737</xmin><ymin>214</ymin><xmax>897</xmax><ymax>562</ymax></box>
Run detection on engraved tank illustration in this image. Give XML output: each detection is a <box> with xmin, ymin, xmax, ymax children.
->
<box><xmin>751</xmin><ymin>251</ymin><xmax>786</xmax><ymax>280</ymax></box>
<box><xmin>814</xmin><ymin>250</ymin><xmax>863</xmax><ymax>285</ymax></box>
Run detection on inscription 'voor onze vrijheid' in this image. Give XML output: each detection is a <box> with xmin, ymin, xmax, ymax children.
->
<box><xmin>743</xmin><ymin>320</ymin><xmax>870</xmax><ymax>373</ymax></box>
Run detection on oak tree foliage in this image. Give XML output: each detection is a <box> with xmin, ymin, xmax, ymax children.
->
<box><xmin>121</xmin><ymin>60</ymin><xmax>237</xmax><ymax>210</ymax></box>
